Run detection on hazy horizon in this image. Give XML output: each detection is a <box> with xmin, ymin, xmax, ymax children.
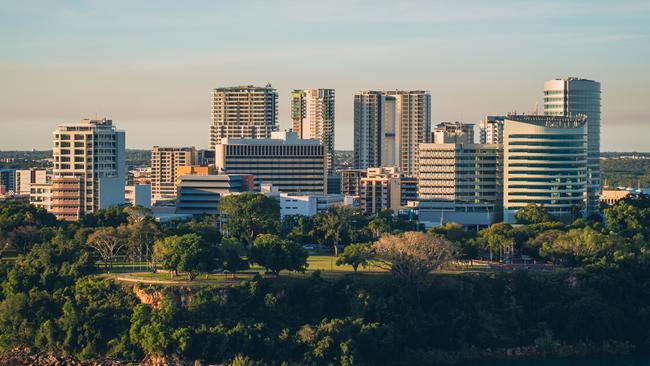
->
<box><xmin>1</xmin><ymin>1</ymin><xmax>649</xmax><ymax>151</ymax></box>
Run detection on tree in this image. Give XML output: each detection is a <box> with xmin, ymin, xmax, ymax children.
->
<box><xmin>249</xmin><ymin>234</ymin><xmax>308</xmax><ymax>276</ymax></box>
<box><xmin>86</xmin><ymin>226</ymin><xmax>128</xmax><ymax>271</ymax></box>
<box><xmin>124</xmin><ymin>205</ymin><xmax>154</xmax><ymax>224</ymax></box>
<box><xmin>314</xmin><ymin>205</ymin><xmax>356</xmax><ymax>256</ymax></box>
<box><xmin>515</xmin><ymin>203</ymin><xmax>556</xmax><ymax>225</ymax></box>
<box><xmin>220</xmin><ymin>193</ymin><xmax>280</xmax><ymax>247</ymax></box>
<box><xmin>605</xmin><ymin>197</ymin><xmax>650</xmax><ymax>239</ymax></box>
<box><xmin>538</xmin><ymin>227</ymin><xmax>625</xmax><ymax>267</ymax></box>
<box><xmin>336</xmin><ymin>243</ymin><xmax>371</xmax><ymax>273</ymax></box>
<box><xmin>478</xmin><ymin>222</ymin><xmax>515</xmax><ymax>261</ymax></box>
<box><xmin>125</xmin><ymin>220</ymin><xmax>161</xmax><ymax>270</ymax></box>
<box><xmin>372</xmin><ymin>232</ymin><xmax>456</xmax><ymax>284</ymax></box>
<box><xmin>0</xmin><ymin>201</ymin><xmax>56</xmax><ymax>255</ymax></box>
<box><xmin>80</xmin><ymin>206</ymin><xmax>129</xmax><ymax>228</ymax></box>
<box><xmin>368</xmin><ymin>217</ymin><xmax>391</xmax><ymax>239</ymax></box>
<box><xmin>154</xmin><ymin>234</ymin><xmax>219</xmax><ymax>280</ymax></box>
<box><xmin>220</xmin><ymin>238</ymin><xmax>249</xmax><ymax>278</ymax></box>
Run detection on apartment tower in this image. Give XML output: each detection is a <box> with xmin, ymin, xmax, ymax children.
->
<box><xmin>150</xmin><ymin>146</ymin><xmax>198</xmax><ymax>204</ymax></box>
<box><xmin>209</xmin><ymin>84</ymin><xmax>278</xmax><ymax>149</ymax></box>
<box><xmin>544</xmin><ymin>78</ymin><xmax>601</xmax><ymax>215</ymax></box>
<box><xmin>51</xmin><ymin>118</ymin><xmax>125</xmax><ymax>221</ymax></box>
<box><xmin>291</xmin><ymin>89</ymin><xmax>336</xmax><ymax>173</ymax></box>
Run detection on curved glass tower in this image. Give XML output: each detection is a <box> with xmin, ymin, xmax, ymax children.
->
<box><xmin>543</xmin><ymin>78</ymin><xmax>601</xmax><ymax>216</ymax></box>
<box><xmin>503</xmin><ymin>115</ymin><xmax>588</xmax><ymax>223</ymax></box>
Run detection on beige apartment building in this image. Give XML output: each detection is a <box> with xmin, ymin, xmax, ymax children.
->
<box><xmin>150</xmin><ymin>146</ymin><xmax>197</xmax><ymax>204</ymax></box>
<box><xmin>209</xmin><ymin>84</ymin><xmax>278</xmax><ymax>149</ymax></box>
<box><xmin>291</xmin><ymin>89</ymin><xmax>336</xmax><ymax>174</ymax></box>
<box><xmin>51</xmin><ymin>118</ymin><xmax>125</xmax><ymax>221</ymax></box>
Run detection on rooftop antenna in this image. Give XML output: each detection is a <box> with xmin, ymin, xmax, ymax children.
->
<box><xmin>535</xmin><ymin>102</ymin><xmax>539</xmax><ymax>115</ymax></box>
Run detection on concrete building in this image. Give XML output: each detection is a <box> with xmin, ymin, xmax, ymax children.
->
<box><xmin>279</xmin><ymin>193</ymin><xmax>344</xmax><ymax>218</ymax></box>
<box><xmin>417</xmin><ymin>143</ymin><xmax>501</xmax><ymax>228</ymax></box>
<box><xmin>125</xmin><ymin>184</ymin><xmax>151</xmax><ymax>208</ymax></box>
<box><xmin>340</xmin><ymin>169</ymin><xmax>366</xmax><ymax>196</ymax></box>
<box><xmin>432</xmin><ymin>122</ymin><xmax>475</xmax><ymax>144</ymax></box>
<box><xmin>0</xmin><ymin>169</ymin><xmax>16</xmax><ymax>195</ymax></box>
<box><xmin>291</xmin><ymin>89</ymin><xmax>336</xmax><ymax>174</ymax></box>
<box><xmin>479</xmin><ymin>116</ymin><xmax>506</xmax><ymax>144</ymax></box>
<box><xmin>544</xmin><ymin>77</ymin><xmax>601</xmax><ymax>215</ymax></box>
<box><xmin>215</xmin><ymin>131</ymin><xmax>325</xmax><ymax>194</ymax></box>
<box><xmin>150</xmin><ymin>146</ymin><xmax>197</xmax><ymax>204</ymax></box>
<box><xmin>15</xmin><ymin>168</ymin><xmax>49</xmax><ymax>195</ymax></box>
<box><xmin>353</xmin><ymin>90</ymin><xmax>430</xmax><ymax>176</ymax></box>
<box><xmin>51</xmin><ymin>118</ymin><xmax>125</xmax><ymax>221</ymax></box>
<box><xmin>600</xmin><ymin>189</ymin><xmax>630</xmax><ymax>206</ymax></box>
<box><xmin>209</xmin><ymin>84</ymin><xmax>278</xmax><ymax>149</ymax></box>
<box><xmin>175</xmin><ymin>174</ymin><xmax>253</xmax><ymax>215</ymax></box>
<box><xmin>29</xmin><ymin>183</ymin><xmax>52</xmax><ymax>211</ymax></box>
<box><xmin>359</xmin><ymin>167</ymin><xmax>416</xmax><ymax>215</ymax></box>
<box><xmin>503</xmin><ymin>114</ymin><xmax>588</xmax><ymax>223</ymax></box>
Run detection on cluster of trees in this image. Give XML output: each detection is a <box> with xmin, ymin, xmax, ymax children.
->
<box><xmin>2</xmin><ymin>194</ymin><xmax>650</xmax><ymax>364</ymax></box>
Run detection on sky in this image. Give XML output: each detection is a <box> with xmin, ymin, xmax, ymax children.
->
<box><xmin>0</xmin><ymin>0</ymin><xmax>649</xmax><ymax>151</ymax></box>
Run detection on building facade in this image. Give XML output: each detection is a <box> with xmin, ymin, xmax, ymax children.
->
<box><xmin>340</xmin><ymin>169</ymin><xmax>366</xmax><ymax>196</ymax></box>
<box><xmin>353</xmin><ymin>90</ymin><xmax>430</xmax><ymax>176</ymax></box>
<box><xmin>417</xmin><ymin>143</ymin><xmax>501</xmax><ymax>228</ymax></box>
<box><xmin>544</xmin><ymin>78</ymin><xmax>601</xmax><ymax>215</ymax></box>
<box><xmin>209</xmin><ymin>84</ymin><xmax>278</xmax><ymax>150</ymax></box>
<box><xmin>432</xmin><ymin>122</ymin><xmax>475</xmax><ymax>144</ymax></box>
<box><xmin>359</xmin><ymin>167</ymin><xmax>416</xmax><ymax>215</ymax></box>
<box><xmin>479</xmin><ymin>116</ymin><xmax>506</xmax><ymax>144</ymax></box>
<box><xmin>51</xmin><ymin>118</ymin><xmax>125</xmax><ymax>221</ymax></box>
<box><xmin>15</xmin><ymin>168</ymin><xmax>49</xmax><ymax>195</ymax></box>
<box><xmin>215</xmin><ymin>131</ymin><xmax>326</xmax><ymax>194</ymax></box>
<box><xmin>503</xmin><ymin>115</ymin><xmax>588</xmax><ymax>223</ymax></box>
<box><xmin>175</xmin><ymin>174</ymin><xmax>254</xmax><ymax>215</ymax></box>
<box><xmin>291</xmin><ymin>89</ymin><xmax>335</xmax><ymax>173</ymax></box>
<box><xmin>150</xmin><ymin>146</ymin><xmax>197</xmax><ymax>204</ymax></box>
<box><xmin>0</xmin><ymin>169</ymin><xmax>16</xmax><ymax>195</ymax></box>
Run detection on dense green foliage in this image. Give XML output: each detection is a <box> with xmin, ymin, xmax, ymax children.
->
<box><xmin>602</xmin><ymin>158</ymin><xmax>650</xmax><ymax>188</ymax></box>
<box><xmin>1</xmin><ymin>195</ymin><xmax>650</xmax><ymax>364</ymax></box>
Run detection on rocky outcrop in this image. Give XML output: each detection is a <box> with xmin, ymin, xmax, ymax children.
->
<box><xmin>131</xmin><ymin>285</ymin><xmax>194</xmax><ymax>310</ymax></box>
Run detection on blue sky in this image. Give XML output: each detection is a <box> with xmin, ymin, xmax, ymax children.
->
<box><xmin>1</xmin><ymin>0</ymin><xmax>649</xmax><ymax>150</ymax></box>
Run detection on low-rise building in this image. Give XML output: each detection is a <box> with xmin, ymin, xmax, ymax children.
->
<box><xmin>175</xmin><ymin>174</ymin><xmax>254</xmax><ymax>215</ymax></box>
<box><xmin>359</xmin><ymin>167</ymin><xmax>416</xmax><ymax>215</ymax></box>
<box><xmin>600</xmin><ymin>189</ymin><xmax>630</xmax><ymax>206</ymax></box>
<box><xmin>279</xmin><ymin>193</ymin><xmax>344</xmax><ymax>217</ymax></box>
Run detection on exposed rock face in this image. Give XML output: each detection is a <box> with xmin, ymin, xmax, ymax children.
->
<box><xmin>131</xmin><ymin>286</ymin><xmax>194</xmax><ymax>310</ymax></box>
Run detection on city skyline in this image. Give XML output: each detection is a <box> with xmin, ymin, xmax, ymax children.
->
<box><xmin>1</xmin><ymin>1</ymin><xmax>649</xmax><ymax>151</ymax></box>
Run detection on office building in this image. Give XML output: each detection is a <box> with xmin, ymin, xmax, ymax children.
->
<box><xmin>503</xmin><ymin>114</ymin><xmax>588</xmax><ymax>223</ymax></box>
<box><xmin>150</xmin><ymin>146</ymin><xmax>197</xmax><ymax>204</ymax></box>
<box><xmin>340</xmin><ymin>169</ymin><xmax>366</xmax><ymax>196</ymax></box>
<box><xmin>291</xmin><ymin>89</ymin><xmax>336</xmax><ymax>173</ymax></box>
<box><xmin>51</xmin><ymin>118</ymin><xmax>125</xmax><ymax>221</ymax></box>
<box><xmin>432</xmin><ymin>122</ymin><xmax>475</xmax><ymax>144</ymax></box>
<box><xmin>215</xmin><ymin>131</ymin><xmax>326</xmax><ymax>194</ymax></box>
<box><xmin>354</xmin><ymin>90</ymin><xmax>431</xmax><ymax>176</ymax></box>
<box><xmin>359</xmin><ymin>167</ymin><xmax>416</xmax><ymax>215</ymax></box>
<box><xmin>479</xmin><ymin>116</ymin><xmax>506</xmax><ymax>144</ymax></box>
<box><xmin>175</xmin><ymin>174</ymin><xmax>253</xmax><ymax>215</ymax></box>
<box><xmin>544</xmin><ymin>77</ymin><xmax>601</xmax><ymax>215</ymax></box>
<box><xmin>417</xmin><ymin>143</ymin><xmax>501</xmax><ymax>228</ymax></box>
<box><xmin>15</xmin><ymin>168</ymin><xmax>49</xmax><ymax>195</ymax></box>
<box><xmin>0</xmin><ymin>169</ymin><xmax>16</xmax><ymax>195</ymax></box>
<box><xmin>209</xmin><ymin>84</ymin><xmax>278</xmax><ymax>149</ymax></box>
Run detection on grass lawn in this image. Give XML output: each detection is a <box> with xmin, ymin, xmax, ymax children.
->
<box><xmin>104</xmin><ymin>255</ymin><xmax>389</xmax><ymax>287</ymax></box>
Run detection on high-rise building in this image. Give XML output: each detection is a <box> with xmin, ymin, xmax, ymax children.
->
<box><xmin>15</xmin><ymin>168</ymin><xmax>49</xmax><ymax>195</ymax></box>
<box><xmin>479</xmin><ymin>116</ymin><xmax>506</xmax><ymax>144</ymax></box>
<box><xmin>150</xmin><ymin>146</ymin><xmax>197</xmax><ymax>204</ymax></box>
<box><xmin>502</xmin><ymin>114</ymin><xmax>588</xmax><ymax>223</ymax></box>
<box><xmin>353</xmin><ymin>90</ymin><xmax>430</xmax><ymax>176</ymax></box>
<box><xmin>291</xmin><ymin>89</ymin><xmax>336</xmax><ymax>173</ymax></box>
<box><xmin>432</xmin><ymin>122</ymin><xmax>475</xmax><ymax>144</ymax></box>
<box><xmin>209</xmin><ymin>84</ymin><xmax>278</xmax><ymax>150</ymax></box>
<box><xmin>417</xmin><ymin>143</ymin><xmax>501</xmax><ymax>228</ymax></box>
<box><xmin>340</xmin><ymin>169</ymin><xmax>366</xmax><ymax>196</ymax></box>
<box><xmin>51</xmin><ymin>118</ymin><xmax>125</xmax><ymax>221</ymax></box>
<box><xmin>215</xmin><ymin>131</ymin><xmax>326</xmax><ymax>194</ymax></box>
<box><xmin>544</xmin><ymin>77</ymin><xmax>601</xmax><ymax>215</ymax></box>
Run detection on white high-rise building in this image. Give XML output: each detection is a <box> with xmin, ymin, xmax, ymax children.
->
<box><xmin>209</xmin><ymin>84</ymin><xmax>278</xmax><ymax>150</ymax></box>
<box><xmin>354</xmin><ymin>90</ymin><xmax>431</xmax><ymax>177</ymax></box>
<box><xmin>544</xmin><ymin>77</ymin><xmax>601</xmax><ymax>215</ymax></box>
<box><xmin>291</xmin><ymin>89</ymin><xmax>335</xmax><ymax>174</ymax></box>
<box><xmin>52</xmin><ymin>118</ymin><xmax>125</xmax><ymax>221</ymax></box>
<box><xmin>479</xmin><ymin>116</ymin><xmax>506</xmax><ymax>144</ymax></box>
